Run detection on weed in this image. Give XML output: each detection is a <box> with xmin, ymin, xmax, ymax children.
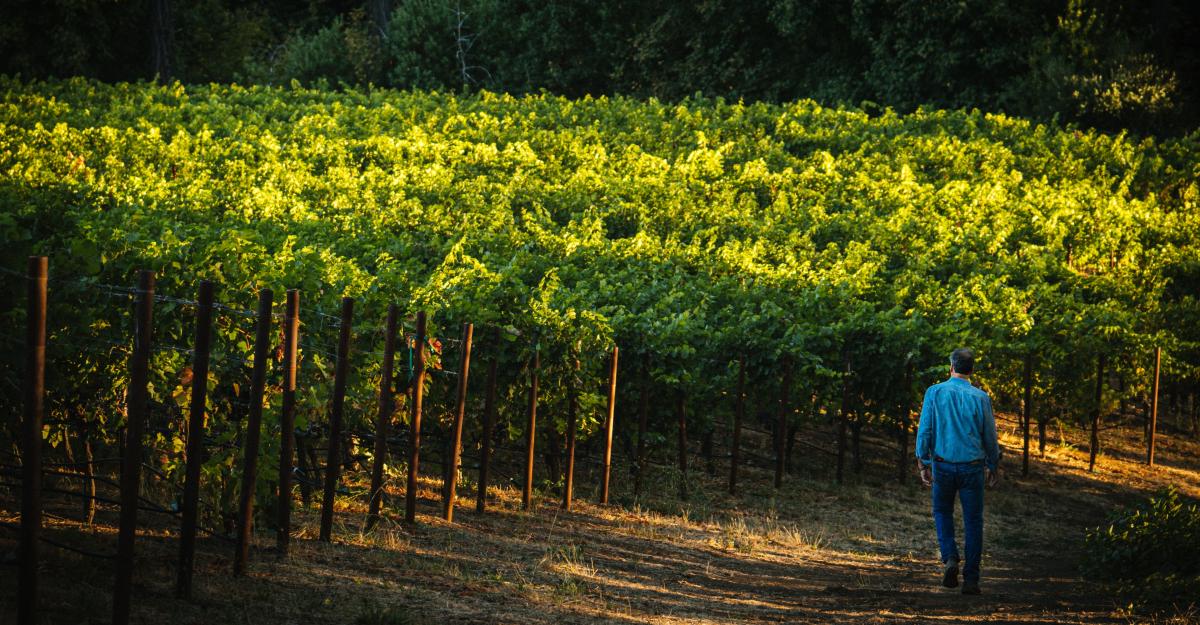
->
<box><xmin>540</xmin><ymin>544</ymin><xmax>596</xmax><ymax>598</ymax></box>
<box><xmin>355</xmin><ymin>601</ymin><xmax>414</xmax><ymax>625</ymax></box>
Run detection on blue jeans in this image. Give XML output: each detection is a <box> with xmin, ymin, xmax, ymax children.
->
<box><xmin>931</xmin><ymin>460</ymin><xmax>985</xmax><ymax>584</ymax></box>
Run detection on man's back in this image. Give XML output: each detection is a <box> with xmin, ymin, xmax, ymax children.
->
<box><xmin>915</xmin><ymin>377</ymin><xmax>1000</xmax><ymax>469</ymax></box>
<box><xmin>917</xmin><ymin>349</ymin><xmax>999</xmax><ymax>595</ymax></box>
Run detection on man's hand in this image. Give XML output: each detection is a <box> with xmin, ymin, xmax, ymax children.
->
<box><xmin>919</xmin><ymin>464</ymin><xmax>932</xmax><ymax>488</ymax></box>
<box><xmin>986</xmin><ymin>467</ymin><xmax>1000</xmax><ymax>488</ymax></box>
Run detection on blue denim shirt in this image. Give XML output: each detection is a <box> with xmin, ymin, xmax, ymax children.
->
<box><xmin>915</xmin><ymin>377</ymin><xmax>1001</xmax><ymax>470</ymax></box>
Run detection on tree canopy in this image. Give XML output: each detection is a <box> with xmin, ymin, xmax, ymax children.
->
<box><xmin>2</xmin><ymin>0</ymin><xmax>1197</xmax><ymax>136</ymax></box>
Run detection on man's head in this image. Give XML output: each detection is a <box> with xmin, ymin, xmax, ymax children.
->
<box><xmin>950</xmin><ymin>348</ymin><xmax>974</xmax><ymax>376</ymax></box>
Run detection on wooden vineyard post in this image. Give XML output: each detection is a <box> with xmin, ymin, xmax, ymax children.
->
<box><xmin>404</xmin><ymin>311</ymin><xmax>427</xmax><ymax>524</ymax></box>
<box><xmin>1148</xmin><ymin>346</ymin><xmax>1161</xmax><ymax>466</ymax></box>
<box><xmin>562</xmin><ymin>353</ymin><xmax>580</xmax><ymax>510</ymax></box>
<box><xmin>178</xmin><ymin>280</ymin><xmax>214</xmax><ymax>598</ymax></box>
<box><xmin>18</xmin><ymin>256</ymin><xmax>47</xmax><ymax>624</ymax></box>
<box><xmin>729</xmin><ymin>356</ymin><xmax>745</xmax><ymax>495</ymax></box>
<box><xmin>634</xmin><ymin>353</ymin><xmax>649</xmax><ymax>498</ymax></box>
<box><xmin>113</xmin><ymin>269</ymin><xmax>154</xmax><ymax>625</ymax></box>
<box><xmin>476</xmin><ymin>358</ymin><xmax>498</xmax><ymax>513</ymax></box>
<box><xmin>1022</xmin><ymin>354</ymin><xmax>1033</xmax><ymax>476</ymax></box>
<box><xmin>897</xmin><ymin>361</ymin><xmax>913</xmax><ymax>485</ymax></box>
<box><xmin>522</xmin><ymin>348</ymin><xmax>540</xmax><ymax>511</ymax></box>
<box><xmin>443</xmin><ymin>323</ymin><xmax>473</xmax><ymax>522</ymax></box>
<box><xmin>676</xmin><ymin>391</ymin><xmax>688</xmax><ymax>500</ymax></box>
<box><xmin>367</xmin><ymin>304</ymin><xmax>398</xmax><ymax>530</ymax></box>
<box><xmin>320</xmin><ymin>297</ymin><xmax>354</xmax><ymax>540</ymax></box>
<box><xmin>277</xmin><ymin>290</ymin><xmax>300</xmax><ymax>553</ymax></box>
<box><xmin>1089</xmin><ymin>353</ymin><xmax>1106</xmax><ymax>473</ymax></box>
<box><xmin>235</xmin><ymin>288</ymin><xmax>273</xmax><ymax>575</ymax></box>
<box><xmin>599</xmin><ymin>346</ymin><xmax>618</xmax><ymax>504</ymax></box>
<box><xmin>776</xmin><ymin>359</ymin><xmax>791</xmax><ymax>489</ymax></box>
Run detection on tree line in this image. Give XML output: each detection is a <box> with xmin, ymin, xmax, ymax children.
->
<box><xmin>2</xmin><ymin>0</ymin><xmax>1197</xmax><ymax>136</ymax></box>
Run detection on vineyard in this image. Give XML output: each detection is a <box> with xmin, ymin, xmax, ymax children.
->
<box><xmin>1</xmin><ymin>78</ymin><xmax>1199</xmax><ymax>623</ymax></box>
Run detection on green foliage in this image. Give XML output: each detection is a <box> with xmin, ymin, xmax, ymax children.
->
<box><xmin>383</xmin><ymin>0</ymin><xmax>467</xmax><ymax>90</ymax></box>
<box><xmin>1019</xmin><ymin>0</ymin><xmax>1188</xmax><ymax>134</ymax></box>
<box><xmin>0</xmin><ymin>78</ymin><xmax>1197</xmax><ymax>520</ymax></box>
<box><xmin>240</xmin><ymin>15</ymin><xmax>363</xmax><ymax>88</ymax></box>
<box><xmin>4</xmin><ymin>1</ymin><xmax>1196</xmax><ymax>135</ymax></box>
<box><xmin>1082</xmin><ymin>488</ymin><xmax>1200</xmax><ymax>611</ymax></box>
<box><xmin>173</xmin><ymin>0</ymin><xmax>274</xmax><ymax>84</ymax></box>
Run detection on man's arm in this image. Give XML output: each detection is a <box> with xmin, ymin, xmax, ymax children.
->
<box><xmin>915</xmin><ymin>388</ymin><xmax>935</xmax><ymax>466</ymax></box>
<box><xmin>981</xmin><ymin>394</ymin><xmax>1001</xmax><ymax>471</ymax></box>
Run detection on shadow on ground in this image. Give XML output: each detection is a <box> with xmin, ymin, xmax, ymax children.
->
<box><xmin>3</xmin><ymin>415</ymin><xmax>1196</xmax><ymax>624</ymax></box>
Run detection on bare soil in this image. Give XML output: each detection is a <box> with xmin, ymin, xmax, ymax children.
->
<box><xmin>2</xmin><ymin>412</ymin><xmax>1198</xmax><ymax>625</ymax></box>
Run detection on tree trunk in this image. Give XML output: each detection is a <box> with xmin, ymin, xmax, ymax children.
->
<box><xmin>1173</xmin><ymin>388</ymin><xmax>1185</xmax><ymax>431</ymax></box>
<box><xmin>897</xmin><ymin>362</ymin><xmax>913</xmax><ymax>484</ymax></box>
<box><xmin>443</xmin><ymin>429</ymin><xmax>455</xmax><ymax>501</ymax></box>
<box><xmin>151</xmin><ymin>0</ymin><xmax>175</xmax><ymax>83</ymax></box>
<box><xmin>634</xmin><ymin>355</ymin><xmax>649</xmax><ymax>497</ymax></box>
<box><xmin>72</xmin><ymin>405</ymin><xmax>96</xmax><ymax>523</ymax></box>
<box><xmin>785</xmin><ymin>423</ymin><xmax>798</xmax><ymax>474</ymax></box>
<box><xmin>343</xmin><ymin>434</ymin><xmax>356</xmax><ymax>471</ymax></box>
<box><xmin>1143</xmin><ymin>390</ymin><xmax>1151</xmax><ymax>441</ymax></box>
<box><xmin>1038</xmin><ymin>409</ymin><xmax>1047</xmax><ymax>456</ymax></box>
<box><xmin>82</xmin><ymin>429</ymin><xmax>96</xmax><ymax>524</ymax></box>
<box><xmin>306</xmin><ymin>442</ymin><xmax>321</xmax><ymax>498</ymax></box>
<box><xmin>701</xmin><ymin>429</ymin><xmax>714</xmax><ymax>476</ymax></box>
<box><xmin>836</xmin><ymin>369</ymin><xmax>850</xmax><ymax>484</ymax></box>
<box><xmin>676</xmin><ymin>392</ymin><xmax>688</xmax><ymax>500</ymax></box>
<box><xmin>851</xmin><ymin>415</ymin><xmax>863</xmax><ymax>474</ymax></box>
<box><xmin>774</xmin><ymin>360</ymin><xmax>792</xmax><ymax>489</ymax></box>
<box><xmin>296</xmin><ymin>432</ymin><xmax>312</xmax><ymax>506</ymax></box>
<box><xmin>369</xmin><ymin>0</ymin><xmax>392</xmax><ymax>38</ymax></box>
<box><xmin>545</xmin><ymin>425</ymin><xmax>562</xmax><ymax>491</ymax></box>
<box><xmin>1190</xmin><ymin>388</ymin><xmax>1198</xmax><ymax>438</ymax></box>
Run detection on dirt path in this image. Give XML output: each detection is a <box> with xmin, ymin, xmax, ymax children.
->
<box><xmin>2</xmin><ymin>418</ymin><xmax>1196</xmax><ymax>624</ymax></box>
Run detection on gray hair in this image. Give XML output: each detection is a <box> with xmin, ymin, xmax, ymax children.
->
<box><xmin>950</xmin><ymin>348</ymin><xmax>975</xmax><ymax>375</ymax></box>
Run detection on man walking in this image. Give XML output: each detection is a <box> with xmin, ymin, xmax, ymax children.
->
<box><xmin>915</xmin><ymin>348</ymin><xmax>1001</xmax><ymax>595</ymax></box>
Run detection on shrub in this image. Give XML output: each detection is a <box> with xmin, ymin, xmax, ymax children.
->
<box><xmin>241</xmin><ymin>10</ymin><xmax>383</xmax><ymax>88</ymax></box>
<box><xmin>1082</xmin><ymin>488</ymin><xmax>1200</xmax><ymax>612</ymax></box>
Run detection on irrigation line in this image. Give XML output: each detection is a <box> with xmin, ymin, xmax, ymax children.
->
<box><xmin>4</xmin><ymin>456</ymin><xmax>228</xmax><ymax>513</ymax></box>
<box><xmin>0</xmin><ymin>267</ymin><xmax>139</xmax><ymax>303</ymax></box>
<box><xmin>0</xmin><ymin>480</ymin><xmax>165</xmax><ymax>515</ymax></box>
<box><xmin>0</xmin><ymin>478</ymin><xmax>237</xmax><ymax>544</ymax></box>
<box><xmin>46</xmin><ymin>336</ymin><xmax>131</xmax><ymax>353</ymax></box>
<box><xmin>213</xmin><ymin>303</ymin><xmax>258</xmax><ymax>318</ymax></box>
<box><xmin>151</xmin><ymin>343</ymin><xmax>196</xmax><ymax>357</ymax></box>
<box><xmin>0</xmin><ymin>465</ymin><xmax>122</xmax><ymax>490</ymax></box>
<box><xmin>153</xmin><ymin>294</ymin><xmax>202</xmax><ymax>308</ymax></box>
<box><xmin>36</xmin><ymin>457</ymin><xmax>123</xmax><ymax>469</ymax></box>
<box><xmin>298</xmin><ymin>340</ymin><xmax>339</xmax><ymax>361</ymax></box>
<box><xmin>0</xmin><ymin>521</ymin><xmax>117</xmax><ymax>560</ymax></box>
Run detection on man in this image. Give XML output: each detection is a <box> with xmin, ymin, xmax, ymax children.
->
<box><xmin>915</xmin><ymin>348</ymin><xmax>1001</xmax><ymax>595</ymax></box>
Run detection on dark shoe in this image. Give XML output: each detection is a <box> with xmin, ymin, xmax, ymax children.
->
<box><xmin>942</xmin><ymin>559</ymin><xmax>959</xmax><ymax>588</ymax></box>
<box><xmin>961</xmin><ymin>581</ymin><xmax>980</xmax><ymax>595</ymax></box>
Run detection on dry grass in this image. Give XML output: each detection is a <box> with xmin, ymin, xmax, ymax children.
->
<box><xmin>1</xmin><ymin>412</ymin><xmax>1197</xmax><ymax>624</ymax></box>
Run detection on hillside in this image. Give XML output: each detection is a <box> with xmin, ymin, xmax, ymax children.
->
<box><xmin>3</xmin><ymin>413</ymin><xmax>1197</xmax><ymax>624</ymax></box>
<box><xmin>2</xmin><ymin>79</ymin><xmax>1198</xmax><ymax>624</ymax></box>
